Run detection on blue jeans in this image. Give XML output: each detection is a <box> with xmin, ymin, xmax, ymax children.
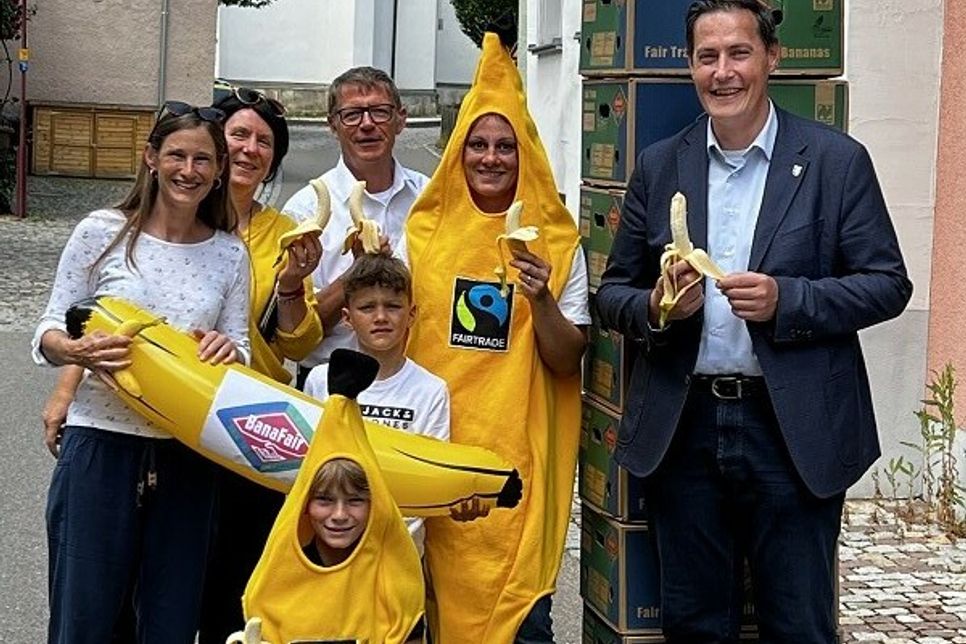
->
<box><xmin>515</xmin><ymin>594</ymin><xmax>554</xmax><ymax>644</ymax></box>
<box><xmin>46</xmin><ymin>426</ymin><xmax>217</xmax><ymax>644</ymax></box>
<box><xmin>645</xmin><ymin>387</ymin><xmax>842</xmax><ymax>644</ymax></box>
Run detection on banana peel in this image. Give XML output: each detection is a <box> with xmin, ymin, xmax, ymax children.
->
<box><xmin>274</xmin><ymin>177</ymin><xmax>332</xmax><ymax>266</ymax></box>
<box><xmin>493</xmin><ymin>201</ymin><xmax>539</xmax><ymax>297</ymax></box>
<box><xmin>657</xmin><ymin>192</ymin><xmax>726</xmax><ymax>328</ymax></box>
<box><xmin>341</xmin><ymin>180</ymin><xmax>382</xmax><ymax>255</ymax></box>
<box><xmin>225</xmin><ymin>618</ymin><xmax>269</xmax><ymax>644</ymax></box>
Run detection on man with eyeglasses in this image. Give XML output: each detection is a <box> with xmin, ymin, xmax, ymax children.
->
<box><xmin>283</xmin><ymin>67</ymin><xmax>429</xmax><ymax>389</ymax></box>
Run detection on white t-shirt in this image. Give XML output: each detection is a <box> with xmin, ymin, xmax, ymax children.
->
<box><xmin>395</xmin><ymin>235</ymin><xmax>592</xmax><ymax>327</ymax></box>
<box><xmin>32</xmin><ymin>209</ymin><xmax>251</xmax><ymax>439</ymax></box>
<box><xmin>282</xmin><ymin>157</ymin><xmax>429</xmax><ymax>367</ymax></box>
<box><xmin>303</xmin><ymin>357</ymin><xmax>450</xmax><ymax>555</ymax></box>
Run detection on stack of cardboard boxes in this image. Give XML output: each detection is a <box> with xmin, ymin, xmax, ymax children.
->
<box><xmin>576</xmin><ymin>1</ymin><xmax>845</xmax><ymax>641</ymax></box>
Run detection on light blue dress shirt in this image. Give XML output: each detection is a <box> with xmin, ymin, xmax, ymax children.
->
<box><xmin>693</xmin><ymin>102</ymin><xmax>778</xmax><ymax>376</ymax></box>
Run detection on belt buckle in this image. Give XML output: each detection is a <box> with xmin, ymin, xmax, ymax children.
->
<box><xmin>710</xmin><ymin>376</ymin><xmax>741</xmax><ymax>400</ymax></box>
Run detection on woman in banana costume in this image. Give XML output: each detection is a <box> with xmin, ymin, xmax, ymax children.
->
<box><xmin>32</xmin><ymin>103</ymin><xmax>250</xmax><ymax>644</ymax></box>
<box><xmin>403</xmin><ymin>32</ymin><xmax>590</xmax><ymax>643</ymax></box>
<box><xmin>238</xmin><ymin>349</ymin><xmax>424</xmax><ymax>644</ymax></box>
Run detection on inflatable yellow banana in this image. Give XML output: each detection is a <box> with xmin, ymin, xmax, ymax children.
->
<box><xmin>341</xmin><ymin>180</ymin><xmax>382</xmax><ymax>255</ymax></box>
<box><xmin>65</xmin><ymin>296</ymin><xmax>522</xmax><ymax>517</ymax></box>
<box><xmin>658</xmin><ymin>191</ymin><xmax>726</xmax><ymax>328</ymax></box>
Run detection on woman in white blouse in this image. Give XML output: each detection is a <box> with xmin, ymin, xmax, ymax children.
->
<box><xmin>33</xmin><ymin>102</ymin><xmax>251</xmax><ymax>644</ymax></box>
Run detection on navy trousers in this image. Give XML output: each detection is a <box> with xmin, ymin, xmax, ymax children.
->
<box><xmin>197</xmin><ymin>469</ymin><xmax>283</xmax><ymax>644</ymax></box>
<box><xmin>644</xmin><ymin>386</ymin><xmax>842</xmax><ymax>644</ymax></box>
<box><xmin>515</xmin><ymin>594</ymin><xmax>554</xmax><ymax>644</ymax></box>
<box><xmin>46</xmin><ymin>426</ymin><xmax>217</xmax><ymax>644</ymax></box>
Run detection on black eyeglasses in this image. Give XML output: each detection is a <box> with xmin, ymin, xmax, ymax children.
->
<box><xmin>333</xmin><ymin>104</ymin><xmax>396</xmax><ymax>127</ymax></box>
<box><xmin>233</xmin><ymin>87</ymin><xmax>287</xmax><ymax>117</ymax></box>
<box><xmin>157</xmin><ymin>100</ymin><xmax>226</xmax><ymax>124</ymax></box>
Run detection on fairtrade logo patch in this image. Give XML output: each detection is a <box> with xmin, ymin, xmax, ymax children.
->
<box><xmin>216</xmin><ymin>402</ymin><xmax>313</xmax><ymax>472</ymax></box>
<box><xmin>450</xmin><ymin>278</ymin><xmax>513</xmax><ymax>352</ymax></box>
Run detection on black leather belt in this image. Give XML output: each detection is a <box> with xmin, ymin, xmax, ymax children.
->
<box><xmin>692</xmin><ymin>375</ymin><xmax>766</xmax><ymax>400</ymax></box>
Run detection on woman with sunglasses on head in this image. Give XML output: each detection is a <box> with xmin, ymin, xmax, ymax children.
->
<box><xmin>32</xmin><ymin>102</ymin><xmax>251</xmax><ymax>644</ymax></box>
<box><xmin>196</xmin><ymin>87</ymin><xmax>324</xmax><ymax>644</ymax></box>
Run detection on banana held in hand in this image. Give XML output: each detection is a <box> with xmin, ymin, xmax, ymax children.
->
<box><xmin>657</xmin><ymin>192</ymin><xmax>726</xmax><ymax>329</ymax></box>
<box><xmin>274</xmin><ymin>177</ymin><xmax>332</xmax><ymax>265</ymax></box>
<box><xmin>341</xmin><ymin>180</ymin><xmax>382</xmax><ymax>255</ymax></box>
<box><xmin>225</xmin><ymin>618</ymin><xmax>269</xmax><ymax>644</ymax></box>
<box><xmin>493</xmin><ymin>201</ymin><xmax>539</xmax><ymax>297</ymax></box>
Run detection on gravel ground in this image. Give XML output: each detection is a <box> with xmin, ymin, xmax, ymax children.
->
<box><xmin>2</xmin><ymin>176</ymin><xmax>132</xmax><ymax>332</ymax></box>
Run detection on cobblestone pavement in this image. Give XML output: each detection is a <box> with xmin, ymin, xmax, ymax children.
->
<box><xmin>839</xmin><ymin>500</ymin><xmax>966</xmax><ymax>643</ymax></box>
<box><xmin>11</xmin><ymin>177</ymin><xmax>966</xmax><ymax>643</ymax></box>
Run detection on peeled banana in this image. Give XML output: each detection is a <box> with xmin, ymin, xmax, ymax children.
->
<box><xmin>493</xmin><ymin>201</ymin><xmax>539</xmax><ymax>297</ymax></box>
<box><xmin>274</xmin><ymin>177</ymin><xmax>332</xmax><ymax>265</ymax></box>
<box><xmin>657</xmin><ymin>192</ymin><xmax>726</xmax><ymax>328</ymax></box>
<box><xmin>341</xmin><ymin>180</ymin><xmax>382</xmax><ymax>255</ymax></box>
<box><xmin>225</xmin><ymin>618</ymin><xmax>268</xmax><ymax>644</ymax></box>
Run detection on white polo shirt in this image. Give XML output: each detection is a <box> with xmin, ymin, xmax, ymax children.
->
<box><xmin>282</xmin><ymin>157</ymin><xmax>429</xmax><ymax>368</ymax></box>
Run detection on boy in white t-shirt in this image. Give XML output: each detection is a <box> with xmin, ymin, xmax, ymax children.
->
<box><xmin>304</xmin><ymin>254</ymin><xmax>451</xmax><ymax>554</ymax></box>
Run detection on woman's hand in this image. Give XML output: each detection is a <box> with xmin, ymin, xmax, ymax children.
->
<box><xmin>277</xmin><ymin>234</ymin><xmax>322</xmax><ymax>292</ymax></box>
<box><xmin>509</xmin><ymin>248</ymin><xmax>553</xmax><ymax>302</ymax></box>
<box><xmin>507</xmin><ymin>248</ymin><xmax>587</xmax><ymax>376</ymax></box>
<box><xmin>41</xmin><ymin>390</ymin><xmax>71</xmax><ymax>458</ymax></box>
<box><xmin>42</xmin><ymin>329</ymin><xmax>132</xmax><ymax>371</ymax></box>
<box><xmin>193</xmin><ymin>330</ymin><xmax>238</xmax><ymax>365</ymax></box>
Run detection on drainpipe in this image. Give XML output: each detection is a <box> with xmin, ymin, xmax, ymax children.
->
<box><xmin>157</xmin><ymin>0</ymin><xmax>170</xmax><ymax>106</ymax></box>
<box><xmin>390</xmin><ymin>0</ymin><xmax>399</xmax><ymax>78</ymax></box>
<box><xmin>15</xmin><ymin>0</ymin><xmax>27</xmax><ymax>218</ymax></box>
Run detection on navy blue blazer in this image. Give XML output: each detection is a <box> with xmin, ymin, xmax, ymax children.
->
<box><xmin>596</xmin><ymin>108</ymin><xmax>912</xmax><ymax>499</ymax></box>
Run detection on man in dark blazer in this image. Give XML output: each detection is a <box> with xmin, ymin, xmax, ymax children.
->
<box><xmin>596</xmin><ymin>1</ymin><xmax>912</xmax><ymax>642</ymax></box>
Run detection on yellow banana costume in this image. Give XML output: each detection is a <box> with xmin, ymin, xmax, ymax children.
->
<box><xmin>65</xmin><ymin>296</ymin><xmax>522</xmax><ymax>518</ymax></box>
<box><xmin>241</xmin><ymin>349</ymin><xmax>424</xmax><ymax>644</ymax></box>
<box><xmin>405</xmin><ymin>33</ymin><xmax>582</xmax><ymax>643</ymax></box>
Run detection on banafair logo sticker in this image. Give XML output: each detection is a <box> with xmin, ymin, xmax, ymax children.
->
<box><xmin>216</xmin><ymin>402</ymin><xmax>313</xmax><ymax>472</ymax></box>
<box><xmin>450</xmin><ymin>277</ymin><xmax>513</xmax><ymax>351</ymax></box>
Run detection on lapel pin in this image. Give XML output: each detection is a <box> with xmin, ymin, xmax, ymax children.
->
<box><xmin>792</xmin><ymin>164</ymin><xmax>803</xmax><ymax>177</ymax></box>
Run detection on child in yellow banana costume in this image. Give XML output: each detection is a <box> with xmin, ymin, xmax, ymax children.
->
<box><xmin>241</xmin><ymin>349</ymin><xmax>425</xmax><ymax>643</ymax></box>
<box><xmin>404</xmin><ymin>32</ymin><xmax>589</xmax><ymax>643</ymax></box>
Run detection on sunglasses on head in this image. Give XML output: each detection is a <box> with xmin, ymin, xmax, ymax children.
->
<box><xmin>157</xmin><ymin>100</ymin><xmax>226</xmax><ymax>124</ymax></box>
<box><xmin>233</xmin><ymin>87</ymin><xmax>287</xmax><ymax>117</ymax></box>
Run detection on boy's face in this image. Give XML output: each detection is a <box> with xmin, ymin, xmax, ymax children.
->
<box><xmin>306</xmin><ymin>488</ymin><xmax>371</xmax><ymax>553</ymax></box>
<box><xmin>343</xmin><ymin>285</ymin><xmax>415</xmax><ymax>354</ymax></box>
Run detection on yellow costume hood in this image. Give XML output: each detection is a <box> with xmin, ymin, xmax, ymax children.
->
<box><xmin>406</xmin><ymin>33</ymin><xmax>582</xmax><ymax>643</ymax></box>
<box><xmin>242</xmin><ymin>349</ymin><xmax>424</xmax><ymax>644</ymax></box>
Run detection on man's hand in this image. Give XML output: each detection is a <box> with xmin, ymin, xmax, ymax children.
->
<box><xmin>717</xmin><ymin>272</ymin><xmax>779</xmax><ymax>322</ymax></box>
<box><xmin>648</xmin><ymin>260</ymin><xmax>704</xmax><ymax>326</ymax></box>
<box><xmin>349</xmin><ymin>233</ymin><xmax>391</xmax><ymax>259</ymax></box>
